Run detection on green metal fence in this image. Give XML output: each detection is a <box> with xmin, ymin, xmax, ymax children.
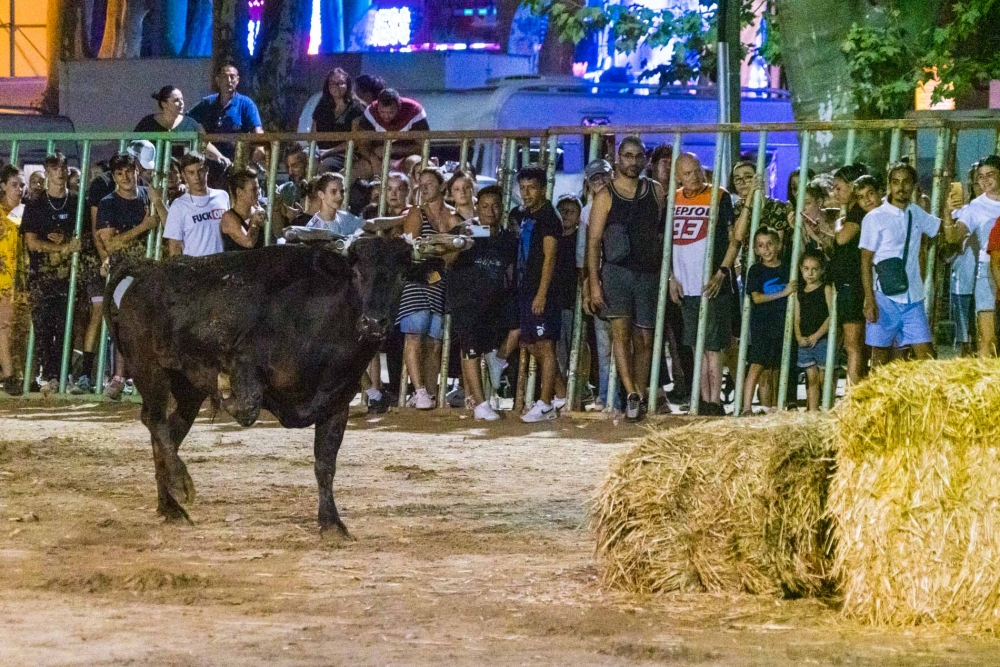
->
<box><xmin>0</xmin><ymin>117</ymin><xmax>983</xmax><ymax>415</ymax></box>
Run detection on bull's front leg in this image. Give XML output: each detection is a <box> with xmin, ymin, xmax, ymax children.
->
<box><xmin>314</xmin><ymin>405</ymin><xmax>351</xmax><ymax>536</ymax></box>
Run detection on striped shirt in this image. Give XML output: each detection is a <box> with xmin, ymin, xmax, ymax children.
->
<box><xmin>396</xmin><ymin>209</ymin><xmax>446</xmax><ymax>323</ymax></box>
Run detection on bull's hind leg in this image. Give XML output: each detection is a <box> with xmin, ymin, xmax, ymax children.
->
<box><xmin>314</xmin><ymin>405</ymin><xmax>351</xmax><ymax>536</ymax></box>
<box><xmin>137</xmin><ymin>369</ymin><xmax>195</xmax><ymax>522</ymax></box>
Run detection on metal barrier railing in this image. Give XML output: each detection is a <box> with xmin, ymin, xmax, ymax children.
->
<box><xmin>0</xmin><ymin>118</ymin><xmax>983</xmax><ymax>414</ymax></box>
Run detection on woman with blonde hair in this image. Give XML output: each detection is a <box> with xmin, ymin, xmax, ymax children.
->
<box><xmin>0</xmin><ymin>164</ymin><xmax>25</xmax><ymax>394</ymax></box>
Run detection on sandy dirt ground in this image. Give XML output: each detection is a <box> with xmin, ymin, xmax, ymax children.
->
<box><xmin>0</xmin><ymin>398</ymin><xmax>997</xmax><ymax>667</ymax></box>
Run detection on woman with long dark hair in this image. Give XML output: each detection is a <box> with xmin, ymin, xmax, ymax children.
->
<box><xmin>311</xmin><ymin>68</ymin><xmax>366</xmax><ymax>170</ymax></box>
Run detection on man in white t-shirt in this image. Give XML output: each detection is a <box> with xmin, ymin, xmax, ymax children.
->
<box><xmin>860</xmin><ymin>161</ymin><xmax>940</xmax><ymax>366</ymax></box>
<box><xmin>164</xmin><ymin>152</ymin><xmax>230</xmax><ymax>257</ymax></box>
<box><xmin>944</xmin><ymin>154</ymin><xmax>1000</xmax><ymax>357</ymax></box>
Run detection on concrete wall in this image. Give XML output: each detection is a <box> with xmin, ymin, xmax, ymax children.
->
<box><xmin>59</xmin><ymin>53</ymin><xmax>535</xmax><ymax>132</ymax></box>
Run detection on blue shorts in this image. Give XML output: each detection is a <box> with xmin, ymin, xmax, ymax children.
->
<box><xmin>399</xmin><ymin>309</ymin><xmax>444</xmax><ymax>340</ymax></box>
<box><xmin>866</xmin><ymin>291</ymin><xmax>932</xmax><ymax>348</ymax></box>
<box><xmin>797</xmin><ymin>337</ymin><xmax>828</xmax><ymax>369</ymax></box>
<box><xmin>519</xmin><ymin>297</ymin><xmax>561</xmax><ymax>344</ymax></box>
<box><xmin>975</xmin><ymin>260</ymin><xmax>996</xmax><ymax>312</ymax></box>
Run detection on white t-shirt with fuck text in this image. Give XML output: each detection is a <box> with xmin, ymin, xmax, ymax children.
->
<box><xmin>163</xmin><ymin>188</ymin><xmax>230</xmax><ymax>257</ymax></box>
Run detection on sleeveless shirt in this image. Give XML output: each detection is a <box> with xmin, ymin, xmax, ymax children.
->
<box><xmin>607</xmin><ymin>178</ymin><xmax>662</xmax><ymax>273</ymax></box>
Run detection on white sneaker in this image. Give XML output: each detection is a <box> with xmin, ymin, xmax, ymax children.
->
<box><xmin>521</xmin><ymin>400</ymin><xmax>556</xmax><ymax>423</ymax></box>
<box><xmin>552</xmin><ymin>395</ymin><xmax>567</xmax><ymax>411</ymax></box>
<box><xmin>415</xmin><ymin>387</ymin><xmax>435</xmax><ymax>410</ymax></box>
<box><xmin>474</xmin><ymin>401</ymin><xmax>500</xmax><ymax>421</ymax></box>
<box><xmin>484</xmin><ymin>350</ymin><xmax>508</xmax><ymax>388</ymax></box>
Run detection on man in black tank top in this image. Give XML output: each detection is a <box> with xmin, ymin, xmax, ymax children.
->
<box><xmin>586</xmin><ymin>137</ymin><xmax>665</xmax><ymax>421</ymax></box>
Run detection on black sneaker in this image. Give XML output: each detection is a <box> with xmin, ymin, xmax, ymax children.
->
<box><xmin>703</xmin><ymin>402</ymin><xmax>726</xmax><ymax>416</ymax></box>
<box><xmin>667</xmin><ymin>386</ymin><xmax>690</xmax><ymax>405</ymax></box>
<box><xmin>367</xmin><ymin>395</ymin><xmax>389</xmax><ymax>414</ymax></box>
<box><xmin>625</xmin><ymin>392</ymin><xmax>642</xmax><ymax>422</ymax></box>
<box><xmin>1</xmin><ymin>376</ymin><xmax>22</xmax><ymax>396</ymax></box>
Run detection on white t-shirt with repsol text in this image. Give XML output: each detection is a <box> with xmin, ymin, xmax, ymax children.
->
<box><xmin>163</xmin><ymin>189</ymin><xmax>230</xmax><ymax>257</ymax></box>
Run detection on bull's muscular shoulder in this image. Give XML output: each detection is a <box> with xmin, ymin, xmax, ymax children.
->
<box><xmin>157</xmin><ymin>245</ymin><xmax>352</xmax><ymax>292</ymax></box>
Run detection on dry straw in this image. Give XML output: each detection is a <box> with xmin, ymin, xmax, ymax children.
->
<box><xmin>830</xmin><ymin>358</ymin><xmax>1000</xmax><ymax>629</ymax></box>
<box><xmin>594</xmin><ymin>414</ymin><xmax>835</xmax><ymax>598</ymax></box>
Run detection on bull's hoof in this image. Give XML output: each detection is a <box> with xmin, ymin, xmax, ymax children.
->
<box><xmin>157</xmin><ymin>496</ymin><xmax>193</xmax><ymax>525</ymax></box>
<box><xmin>169</xmin><ymin>462</ymin><xmax>197</xmax><ymax>504</ymax></box>
<box><xmin>319</xmin><ymin>518</ymin><xmax>352</xmax><ymax>540</ymax></box>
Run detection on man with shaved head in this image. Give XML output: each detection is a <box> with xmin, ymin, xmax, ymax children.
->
<box><xmin>668</xmin><ymin>152</ymin><xmax>738</xmax><ymax>415</ymax></box>
<box><xmin>587</xmin><ymin>136</ymin><xmax>666</xmax><ymax>421</ymax></box>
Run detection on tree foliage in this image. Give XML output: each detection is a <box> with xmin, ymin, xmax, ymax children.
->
<box><xmin>520</xmin><ymin>0</ymin><xmax>770</xmax><ymax>87</ymax></box>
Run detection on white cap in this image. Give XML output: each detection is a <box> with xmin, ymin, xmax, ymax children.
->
<box><xmin>127</xmin><ymin>140</ymin><xmax>157</xmax><ymax>171</ymax></box>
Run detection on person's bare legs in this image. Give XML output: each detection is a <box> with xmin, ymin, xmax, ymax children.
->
<box><xmin>403</xmin><ymin>333</ymin><xmax>425</xmax><ymax>391</ymax></box>
<box><xmin>978</xmin><ymin>311</ymin><xmax>996</xmax><ymax>358</ymax></box>
<box><xmin>609</xmin><ymin>317</ymin><xmax>638</xmax><ymax>396</ymax></box>
<box><xmin>805</xmin><ymin>366</ymin><xmax>822</xmax><ymax>411</ymax></box>
<box><xmin>83</xmin><ymin>301</ymin><xmax>103</xmax><ymax>376</ymax></box>
<box><xmin>367</xmin><ymin>355</ymin><xmax>382</xmax><ymax>391</ymax></box>
<box><xmin>759</xmin><ymin>369</ymin><xmax>775</xmax><ymax>408</ymax></box>
<box><xmin>842</xmin><ymin>322</ymin><xmax>866</xmax><ymax>384</ymax></box>
<box><xmin>702</xmin><ymin>350</ymin><xmax>723</xmax><ymax>406</ymax></box>
<box><xmin>528</xmin><ymin>340</ymin><xmax>557</xmax><ymax>404</ymax></box>
<box><xmin>0</xmin><ymin>295</ymin><xmax>13</xmax><ymax>378</ymax></box>
<box><xmin>912</xmin><ymin>342</ymin><xmax>935</xmax><ymax>360</ymax></box>
<box><xmin>461</xmin><ymin>357</ymin><xmax>486</xmax><ymax>406</ymax></box>
<box><xmin>423</xmin><ymin>339</ymin><xmax>442</xmax><ymax>398</ymax></box>
<box><xmin>869</xmin><ymin>346</ymin><xmax>892</xmax><ymax>368</ymax></box>
<box><xmin>631</xmin><ymin>327</ymin><xmax>654</xmax><ymax>399</ymax></box>
<box><xmin>742</xmin><ymin>363</ymin><xmax>763</xmax><ymax>414</ymax></box>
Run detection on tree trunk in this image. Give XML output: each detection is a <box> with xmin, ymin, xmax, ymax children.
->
<box><xmin>496</xmin><ymin>0</ymin><xmax>520</xmax><ymax>53</ymax></box>
<box><xmin>247</xmin><ymin>0</ymin><xmax>313</xmax><ymax>130</ymax></box>
<box><xmin>182</xmin><ymin>0</ymin><xmax>214</xmax><ymax>57</ymax></box>
<box><xmin>96</xmin><ymin>0</ymin><xmax>151</xmax><ymax>58</ymax></box>
<box><xmin>161</xmin><ymin>0</ymin><xmax>189</xmax><ymax>56</ymax></box>
<box><xmin>213</xmin><ymin>0</ymin><xmax>251</xmax><ymax>80</ymax></box>
<box><xmin>319</xmin><ymin>0</ymin><xmax>345</xmax><ymax>54</ymax></box>
<box><xmin>42</xmin><ymin>0</ymin><xmax>69</xmax><ymax>114</ymax></box>
<box><xmin>97</xmin><ymin>0</ymin><xmax>125</xmax><ymax>58</ymax></box>
<box><xmin>537</xmin><ymin>22</ymin><xmax>574</xmax><ymax>76</ymax></box>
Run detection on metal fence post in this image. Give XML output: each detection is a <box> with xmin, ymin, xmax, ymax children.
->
<box><xmin>888</xmin><ymin>127</ymin><xmax>902</xmax><ymax>166</ymax></box>
<box><xmin>459</xmin><ymin>139</ymin><xmax>470</xmax><ymax>172</ymax></box>
<box><xmin>822</xmin><ymin>128</ymin><xmax>856</xmax><ymax>410</ymax></box>
<box><xmin>566</xmin><ymin>131</ymin><xmax>602</xmax><ymax>412</ymax></box>
<box><xmin>146</xmin><ymin>139</ymin><xmax>165</xmax><ymax>259</ymax></box>
<box><xmin>58</xmin><ymin>139</ymin><xmax>92</xmax><ymax>394</ymax></box>
<box><xmin>264</xmin><ymin>140</ymin><xmax>280</xmax><ymax>246</ymax></box>
<box><xmin>436</xmin><ymin>314</ymin><xmax>453</xmax><ymax>408</ymax></box>
<box><xmin>381</xmin><ymin>140</ymin><xmax>395</xmax><ymax>217</ymax></box>
<box><xmin>153</xmin><ymin>141</ymin><xmax>172</xmax><ymax>261</ymax></box>
<box><xmin>923</xmin><ymin>126</ymin><xmax>949</xmax><ymax>318</ymax></box>
<box><xmin>341</xmin><ymin>140</ymin><xmax>355</xmax><ymax>209</ymax></box>
<box><xmin>732</xmin><ymin>131</ymin><xmax>769</xmax><ymax>416</ymax></box>
<box><xmin>647</xmin><ymin>132</ymin><xmax>683</xmax><ymax>414</ymax></box>
<box><xmin>777</xmin><ymin>131</ymin><xmax>812</xmax><ymax>409</ymax></box>
<box><xmin>689</xmin><ymin>134</ymin><xmax>726</xmax><ymax>415</ymax></box>
<box><xmin>306</xmin><ymin>139</ymin><xmax>317</xmax><ymax>180</ymax></box>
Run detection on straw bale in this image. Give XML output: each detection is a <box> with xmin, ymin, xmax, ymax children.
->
<box><xmin>830</xmin><ymin>358</ymin><xmax>1000</xmax><ymax>629</ymax></box>
<box><xmin>594</xmin><ymin>414</ymin><xmax>835</xmax><ymax>598</ymax></box>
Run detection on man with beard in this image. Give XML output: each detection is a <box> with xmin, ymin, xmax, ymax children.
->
<box><xmin>586</xmin><ymin>136</ymin><xmax>665</xmax><ymax>421</ymax></box>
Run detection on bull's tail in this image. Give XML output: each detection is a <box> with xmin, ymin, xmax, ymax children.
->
<box><xmin>103</xmin><ymin>255</ymin><xmax>150</xmax><ymax>344</ymax></box>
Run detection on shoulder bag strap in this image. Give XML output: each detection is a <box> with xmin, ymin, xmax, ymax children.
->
<box><xmin>901</xmin><ymin>209</ymin><xmax>913</xmax><ymax>264</ymax></box>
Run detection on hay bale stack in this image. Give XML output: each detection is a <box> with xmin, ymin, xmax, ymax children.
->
<box><xmin>831</xmin><ymin>359</ymin><xmax>1000</xmax><ymax>629</ymax></box>
<box><xmin>594</xmin><ymin>414</ymin><xmax>835</xmax><ymax>597</ymax></box>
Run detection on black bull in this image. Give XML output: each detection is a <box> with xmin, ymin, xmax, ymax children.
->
<box><xmin>105</xmin><ymin>235</ymin><xmax>454</xmax><ymax>535</ymax></box>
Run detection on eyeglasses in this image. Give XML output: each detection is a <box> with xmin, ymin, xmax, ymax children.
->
<box><xmin>619</xmin><ymin>152</ymin><xmax>645</xmax><ymax>163</ymax></box>
<box><xmin>733</xmin><ymin>175</ymin><xmax>755</xmax><ymax>184</ymax></box>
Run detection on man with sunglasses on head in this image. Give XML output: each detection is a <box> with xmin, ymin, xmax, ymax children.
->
<box><xmin>586</xmin><ymin>137</ymin><xmax>666</xmax><ymax>422</ymax></box>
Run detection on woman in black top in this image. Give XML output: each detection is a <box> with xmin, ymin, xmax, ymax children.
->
<box><xmin>221</xmin><ymin>167</ymin><xmax>265</xmax><ymax>252</ymax></box>
<box><xmin>135</xmin><ymin>86</ymin><xmax>227</xmax><ymax>162</ymax></box>
<box><xmin>311</xmin><ymin>68</ymin><xmax>366</xmax><ymax>170</ymax></box>
<box><xmin>827</xmin><ymin>162</ymin><xmax>871</xmax><ymax>387</ymax></box>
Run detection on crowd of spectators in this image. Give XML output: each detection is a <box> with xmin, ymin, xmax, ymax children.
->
<box><xmin>2</xmin><ymin>59</ymin><xmax>999</xmax><ymax>423</ymax></box>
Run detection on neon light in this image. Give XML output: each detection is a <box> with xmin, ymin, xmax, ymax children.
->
<box><xmin>308</xmin><ymin>0</ymin><xmax>321</xmax><ymax>54</ymax></box>
<box><xmin>369</xmin><ymin>7</ymin><xmax>413</xmax><ymax>48</ymax></box>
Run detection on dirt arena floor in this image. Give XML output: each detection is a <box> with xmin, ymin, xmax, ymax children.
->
<box><xmin>1</xmin><ymin>398</ymin><xmax>998</xmax><ymax>666</ymax></box>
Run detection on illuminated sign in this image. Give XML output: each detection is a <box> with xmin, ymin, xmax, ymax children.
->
<box><xmin>370</xmin><ymin>7</ymin><xmax>413</xmax><ymax>48</ymax></box>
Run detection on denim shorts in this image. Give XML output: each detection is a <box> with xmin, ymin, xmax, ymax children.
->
<box><xmin>398</xmin><ymin>309</ymin><xmax>443</xmax><ymax>340</ymax></box>
<box><xmin>797</xmin><ymin>337</ymin><xmax>828</xmax><ymax>369</ymax></box>
<box><xmin>865</xmin><ymin>291</ymin><xmax>931</xmax><ymax>348</ymax></box>
<box><xmin>975</xmin><ymin>260</ymin><xmax>996</xmax><ymax>312</ymax></box>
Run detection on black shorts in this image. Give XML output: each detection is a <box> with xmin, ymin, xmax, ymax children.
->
<box><xmin>747</xmin><ymin>326</ymin><xmax>785</xmax><ymax>369</ymax></box>
<box><xmin>681</xmin><ymin>293</ymin><xmax>734</xmax><ymax>352</ymax></box>
<box><xmin>519</xmin><ymin>296</ymin><xmax>561</xmax><ymax>344</ymax></box>
<box><xmin>836</xmin><ymin>282</ymin><xmax>865</xmax><ymax>324</ymax></box>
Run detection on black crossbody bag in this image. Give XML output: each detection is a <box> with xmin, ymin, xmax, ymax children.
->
<box><xmin>874</xmin><ymin>210</ymin><xmax>911</xmax><ymax>297</ymax></box>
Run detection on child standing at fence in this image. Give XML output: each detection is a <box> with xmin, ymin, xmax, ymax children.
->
<box><xmin>795</xmin><ymin>251</ymin><xmax>834</xmax><ymax>411</ymax></box>
<box><xmin>741</xmin><ymin>227</ymin><xmax>795</xmax><ymax>415</ymax></box>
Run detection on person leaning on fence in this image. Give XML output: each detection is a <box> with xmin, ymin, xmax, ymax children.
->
<box><xmin>356</xmin><ymin>88</ymin><xmax>430</xmax><ymax>180</ymax></box>
<box><xmin>275</xmin><ymin>145</ymin><xmax>308</xmax><ymax>230</ymax></box>
<box><xmin>446</xmin><ymin>185</ymin><xmax>518</xmax><ymax>422</ymax></box>
<box><xmin>731</xmin><ymin>159</ymin><xmax>790</xmax><ymax>263</ymax></box>
<box><xmin>187</xmin><ymin>61</ymin><xmax>266</xmax><ymax>182</ymax></box>
<box><xmin>669</xmin><ymin>153</ymin><xmax>738</xmax><ymax>416</ymax></box>
<box><xmin>554</xmin><ymin>193</ymin><xmax>583</xmax><ymax>393</ymax></box>
<box><xmin>943</xmin><ymin>154</ymin><xmax>1000</xmax><ymax>358</ymax></box>
<box><xmin>94</xmin><ymin>152</ymin><xmax>166</xmax><ymax>399</ymax></box>
<box><xmin>220</xmin><ymin>168</ymin><xmax>266</xmax><ymax>252</ymax></box>
<box><xmin>164</xmin><ymin>152</ymin><xmax>230</xmax><ymax>258</ymax></box>
<box><xmin>514</xmin><ymin>165</ymin><xmax>565</xmax><ymax>423</ymax></box>
<box><xmin>795</xmin><ymin>250</ymin><xmax>834</xmax><ymax>412</ymax></box>
<box><xmin>304</xmin><ymin>172</ymin><xmax>365</xmax><ymax>236</ymax></box>
<box><xmin>586</xmin><ymin>137</ymin><xmax>666</xmax><ymax>422</ymax></box>
<box><xmin>311</xmin><ymin>68</ymin><xmax>366</xmax><ymax>171</ymax></box>
<box><xmin>20</xmin><ymin>152</ymin><xmax>81</xmax><ymax>394</ymax></box>
<box><xmin>134</xmin><ymin>85</ymin><xmax>211</xmax><ymax>161</ymax></box>
<box><xmin>0</xmin><ymin>164</ymin><xmax>25</xmax><ymax>395</ymax></box>
<box><xmin>946</xmin><ymin>163</ymin><xmax>981</xmax><ymax>357</ymax></box>
<box><xmin>397</xmin><ymin>168</ymin><xmax>455</xmax><ymax>409</ymax></box>
<box><xmin>860</xmin><ymin>161</ymin><xmax>940</xmax><ymax>366</ymax></box>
